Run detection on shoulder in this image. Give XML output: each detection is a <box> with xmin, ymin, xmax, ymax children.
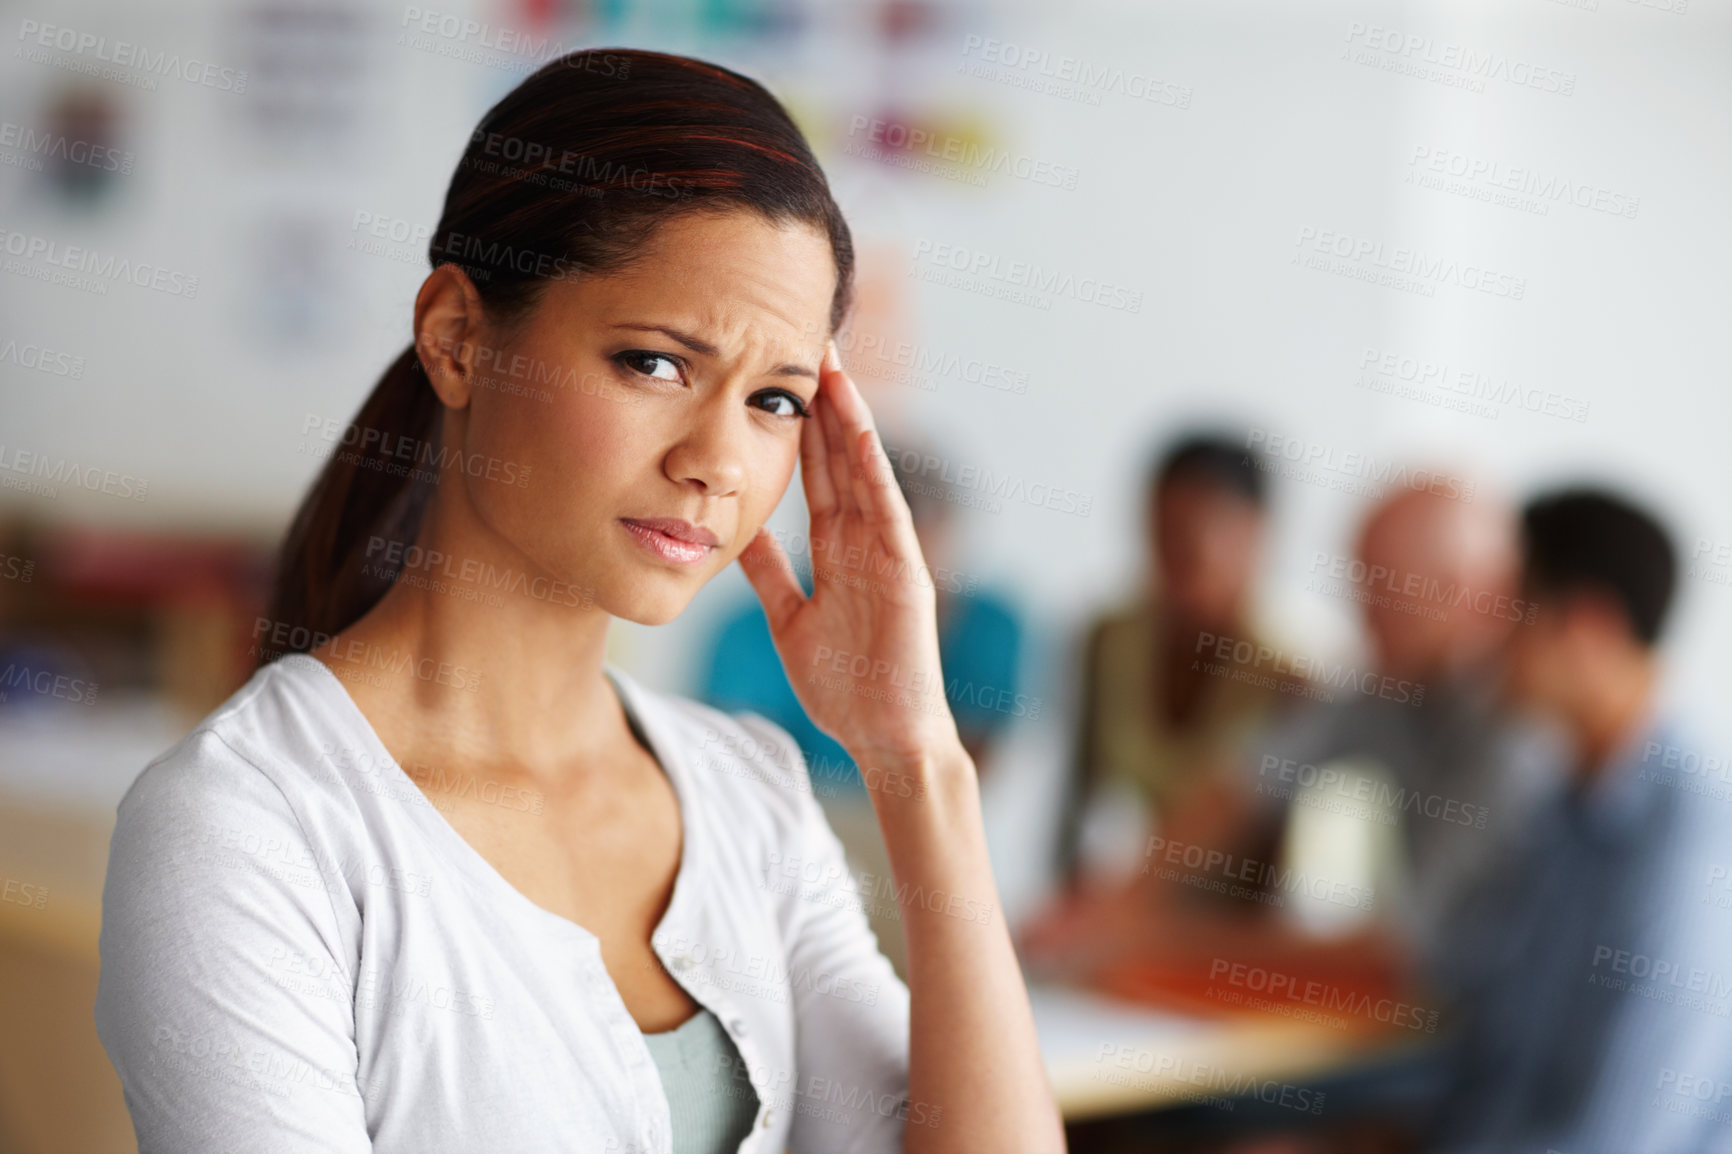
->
<box><xmin>101</xmin><ymin>660</ymin><xmax>369</xmax><ymax>971</ymax></box>
<box><xmin>1092</xmin><ymin>601</ymin><xmax>1145</xmax><ymax>636</ymax></box>
<box><xmin>1082</xmin><ymin>603</ymin><xmax>1145</xmax><ymax>665</ymax></box>
<box><xmin>111</xmin><ymin>656</ymin><xmax>363</xmax><ymax>873</ymax></box>
<box><xmin>1643</xmin><ymin>723</ymin><xmax>1731</xmax><ymax>857</ymax></box>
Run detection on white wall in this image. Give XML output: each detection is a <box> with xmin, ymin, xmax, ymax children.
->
<box><xmin>4</xmin><ymin>0</ymin><xmax>1729</xmax><ymax>903</ymax></box>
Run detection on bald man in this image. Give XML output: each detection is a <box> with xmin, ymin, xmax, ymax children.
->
<box><xmin>1252</xmin><ymin>486</ymin><xmax>1563</xmax><ymax>970</ymax></box>
<box><xmin>1354</xmin><ymin>487</ymin><xmax>1520</xmax><ymax>686</ymax></box>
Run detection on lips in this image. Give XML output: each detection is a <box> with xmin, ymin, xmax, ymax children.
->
<box><xmin>619</xmin><ymin>517</ymin><xmax>720</xmax><ymax>566</ymax></box>
<box><xmin>621</xmin><ymin>517</ymin><xmax>720</xmax><ymax>547</ymax></box>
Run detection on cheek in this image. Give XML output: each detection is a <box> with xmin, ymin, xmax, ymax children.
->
<box><xmin>731</xmin><ymin>440</ymin><xmax>800</xmax><ymax>539</ymax></box>
<box><xmin>1212</xmin><ymin>539</ymin><xmax>1252</xmax><ymax>579</ymax></box>
<box><xmin>464</xmin><ymin>381</ymin><xmax>650</xmax><ymax>531</ymax></box>
<box><xmin>1192</xmin><ymin>539</ymin><xmax>1243</xmax><ymax>590</ymax></box>
<box><xmin>1219</xmin><ymin>522</ymin><xmax>1260</xmax><ymax>570</ymax></box>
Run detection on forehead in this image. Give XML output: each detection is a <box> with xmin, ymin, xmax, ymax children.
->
<box><xmin>1156</xmin><ymin>481</ymin><xmax>1256</xmax><ymax>521</ymax></box>
<box><xmin>571</xmin><ymin>209</ymin><xmax>836</xmax><ymax>350</ymax></box>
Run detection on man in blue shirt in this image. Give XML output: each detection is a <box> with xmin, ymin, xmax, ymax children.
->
<box><xmin>1426</xmin><ymin>487</ymin><xmax>1732</xmax><ymax>1153</ymax></box>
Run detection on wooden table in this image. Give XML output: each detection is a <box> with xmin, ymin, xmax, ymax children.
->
<box><xmin>1031</xmin><ymin>981</ymin><xmax>1425</xmax><ymax>1122</ymax></box>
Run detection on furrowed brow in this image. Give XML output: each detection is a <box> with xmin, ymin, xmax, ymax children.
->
<box><xmin>613</xmin><ymin>323</ymin><xmax>817</xmax><ymax>380</ymax></box>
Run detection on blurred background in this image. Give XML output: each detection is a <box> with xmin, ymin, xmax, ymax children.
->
<box><xmin>1</xmin><ymin>0</ymin><xmax>1728</xmax><ymax>1150</ymax></box>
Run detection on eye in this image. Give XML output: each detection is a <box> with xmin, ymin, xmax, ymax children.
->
<box><xmin>752</xmin><ymin>389</ymin><xmax>812</xmax><ymax>420</ymax></box>
<box><xmin>613</xmin><ymin>350</ymin><xmax>684</xmax><ymax>382</ymax></box>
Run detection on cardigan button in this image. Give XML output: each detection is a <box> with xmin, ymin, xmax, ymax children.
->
<box><xmin>729</xmin><ymin>1016</ymin><xmax>748</xmax><ymax>1037</ymax></box>
<box><xmin>761</xmin><ymin>1108</ymin><xmax>774</xmax><ymax>1128</ymax></box>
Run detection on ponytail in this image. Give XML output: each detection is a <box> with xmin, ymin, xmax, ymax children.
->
<box><xmin>260</xmin><ymin>345</ymin><xmax>442</xmax><ymax>664</ymax></box>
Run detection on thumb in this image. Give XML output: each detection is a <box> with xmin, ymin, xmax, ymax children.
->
<box><xmin>736</xmin><ymin>526</ymin><xmax>806</xmax><ymax>634</ymax></box>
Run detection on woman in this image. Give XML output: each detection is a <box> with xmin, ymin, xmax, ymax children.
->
<box><xmin>94</xmin><ymin>49</ymin><xmax>1062</xmax><ymax>1154</ymax></box>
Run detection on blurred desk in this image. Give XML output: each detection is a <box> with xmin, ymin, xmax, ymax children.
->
<box><xmin>1032</xmin><ymin>982</ymin><xmax>1424</xmax><ymax>1122</ymax></box>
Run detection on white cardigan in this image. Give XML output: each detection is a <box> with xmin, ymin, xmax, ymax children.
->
<box><xmin>95</xmin><ymin>653</ymin><xmax>913</xmax><ymax>1154</ymax></box>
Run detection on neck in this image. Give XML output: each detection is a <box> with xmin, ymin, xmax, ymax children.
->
<box><xmin>320</xmin><ymin>503</ymin><xmax>631</xmax><ymax>783</ymax></box>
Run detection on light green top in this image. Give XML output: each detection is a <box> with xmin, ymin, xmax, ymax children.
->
<box><xmin>641</xmin><ymin>1008</ymin><xmax>760</xmax><ymax>1154</ymax></box>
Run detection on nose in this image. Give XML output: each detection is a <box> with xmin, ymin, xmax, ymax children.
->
<box><xmin>662</xmin><ymin>395</ymin><xmax>748</xmax><ymax>498</ymax></box>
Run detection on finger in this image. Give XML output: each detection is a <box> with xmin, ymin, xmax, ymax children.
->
<box><xmin>822</xmin><ymin>337</ymin><xmax>880</xmax><ymax>436</ymax></box>
<box><xmin>822</xmin><ymin>346</ymin><xmax>911</xmax><ymax>525</ymax></box>
<box><xmin>817</xmin><ymin>344</ymin><xmax>860</xmax><ymax>518</ymax></box>
<box><xmin>854</xmin><ymin>427</ymin><xmax>922</xmax><ymax>561</ymax></box>
<box><xmin>736</xmin><ymin>526</ymin><xmax>806</xmax><ymax>634</ymax></box>
<box><xmin>820</xmin><ymin>342</ymin><xmax>885</xmax><ymax>513</ymax></box>
<box><xmin>799</xmin><ymin>392</ymin><xmax>838</xmax><ymax>519</ymax></box>
<box><xmin>844</xmin><ymin>428</ymin><xmax>930</xmax><ymax>608</ymax></box>
<box><xmin>820</xmin><ymin>345</ymin><xmax>927</xmax><ymax>582</ymax></box>
<box><xmin>832</xmin><ymin>367</ymin><xmax>921</xmax><ymax>560</ymax></box>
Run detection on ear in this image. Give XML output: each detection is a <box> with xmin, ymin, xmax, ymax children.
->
<box><xmin>413</xmin><ymin>264</ymin><xmax>487</xmax><ymax>411</ymax></box>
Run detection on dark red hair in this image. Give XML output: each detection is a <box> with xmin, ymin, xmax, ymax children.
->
<box><xmin>263</xmin><ymin>49</ymin><xmax>853</xmax><ymax>661</ymax></box>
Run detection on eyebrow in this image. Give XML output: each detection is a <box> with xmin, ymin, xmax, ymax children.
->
<box><xmin>611</xmin><ymin>323</ymin><xmax>818</xmax><ymax>381</ymax></box>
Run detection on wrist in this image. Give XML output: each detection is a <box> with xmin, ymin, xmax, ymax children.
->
<box><xmin>848</xmin><ymin>736</ymin><xmax>973</xmax><ymax>803</ymax></box>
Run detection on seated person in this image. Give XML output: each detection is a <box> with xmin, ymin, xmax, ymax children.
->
<box><xmin>1022</xmin><ymin>480</ymin><xmax>1555</xmax><ymax>1007</ymax></box>
<box><xmin>1244</xmin><ymin>487</ymin><xmax>1562</xmax><ymax>972</ymax></box>
<box><xmin>1048</xmin><ymin>432</ymin><xmax>1300</xmax><ymax>895</ymax></box>
<box><xmin>1422</xmin><ymin>488</ymin><xmax>1732</xmax><ymax>1153</ymax></box>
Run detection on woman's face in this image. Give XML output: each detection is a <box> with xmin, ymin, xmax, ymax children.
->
<box><xmin>425</xmin><ymin>209</ymin><xmax>836</xmax><ymax>626</ymax></box>
<box><xmin>1149</xmin><ymin>480</ymin><xmax>1262</xmax><ymax>630</ymax></box>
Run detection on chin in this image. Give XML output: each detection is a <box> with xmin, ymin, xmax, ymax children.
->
<box><xmin>615</xmin><ymin>602</ymin><xmax>689</xmax><ymax>628</ymax></box>
<box><xmin>601</xmin><ymin>578</ymin><xmax>704</xmax><ymax>628</ymax></box>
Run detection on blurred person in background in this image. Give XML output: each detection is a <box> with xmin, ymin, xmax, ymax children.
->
<box><xmin>1046</xmin><ymin>432</ymin><xmax>1298</xmax><ymax>895</ymax></box>
<box><xmin>700</xmin><ymin>428</ymin><xmax>1026</xmax><ymax>976</ymax></box>
<box><xmin>1021</xmin><ymin>480</ymin><xmax>1581</xmax><ymax>1151</ymax></box>
<box><xmin>1238</xmin><ymin>486</ymin><xmax>1564</xmax><ymax>978</ymax></box>
<box><xmin>1420</xmin><ymin>487</ymin><xmax>1732</xmax><ymax>1154</ymax></box>
<box><xmin>1018</xmin><ymin>433</ymin><xmax>1304</xmax><ymax>989</ymax></box>
<box><xmin>1021</xmin><ymin>481</ymin><xmax>1566</xmax><ymax>1041</ymax></box>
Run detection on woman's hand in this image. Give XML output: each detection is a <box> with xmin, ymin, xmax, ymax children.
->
<box><xmin>740</xmin><ymin>349</ymin><xmax>1066</xmax><ymax>1154</ymax></box>
<box><xmin>737</xmin><ymin>341</ymin><xmax>962</xmax><ymax>773</ymax></box>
